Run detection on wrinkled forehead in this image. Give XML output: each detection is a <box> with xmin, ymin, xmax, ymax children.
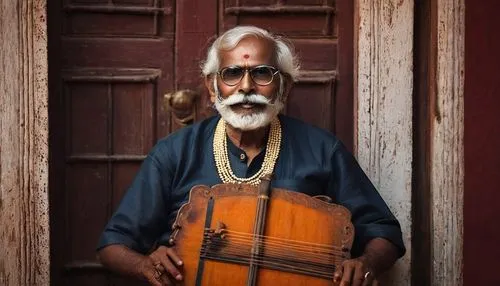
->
<box><xmin>219</xmin><ymin>36</ymin><xmax>277</xmax><ymax>68</ymax></box>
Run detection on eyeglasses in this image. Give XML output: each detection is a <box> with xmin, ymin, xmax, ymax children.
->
<box><xmin>217</xmin><ymin>65</ymin><xmax>280</xmax><ymax>86</ymax></box>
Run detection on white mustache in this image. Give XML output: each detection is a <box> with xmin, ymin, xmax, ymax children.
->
<box><xmin>219</xmin><ymin>93</ymin><xmax>271</xmax><ymax>106</ymax></box>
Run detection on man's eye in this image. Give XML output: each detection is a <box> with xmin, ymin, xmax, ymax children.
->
<box><xmin>253</xmin><ymin>68</ymin><xmax>267</xmax><ymax>74</ymax></box>
<box><xmin>252</xmin><ymin>67</ymin><xmax>271</xmax><ymax>78</ymax></box>
<box><xmin>223</xmin><ymin>68</ymin><xmax>243</xmax><ymax>78</ymax></box>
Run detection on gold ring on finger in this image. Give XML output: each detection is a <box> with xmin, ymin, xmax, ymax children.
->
<box><xmin>154</xmin><ymin>268</ymin><xmax>163</xmax><ymax>280</ymax></box>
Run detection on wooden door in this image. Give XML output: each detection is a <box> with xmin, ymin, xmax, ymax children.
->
<box><xmin>48</xmin><ymin>0</ymin><xmax>353</xmax><ymax>285</ymax></box>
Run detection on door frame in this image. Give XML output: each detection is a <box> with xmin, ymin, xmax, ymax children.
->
<box><xmin>0</xmin><ymin>0</ymin><xmax>464</xmax><ymax>285</ymax></box>
<box><xmin>0</xmin><ymin>0</ymin><xmax>50</xmax><ymax>285</ymax></box>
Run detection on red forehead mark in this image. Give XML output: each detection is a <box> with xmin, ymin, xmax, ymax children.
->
<box><xmin>243</xmin><ymin>54</ymin><xmax>250</xmax><ymax>59</ymax></box>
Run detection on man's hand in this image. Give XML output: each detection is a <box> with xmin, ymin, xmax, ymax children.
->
<box><xmin>97</xmin><ymin>244</ymin><xmax>184</xmax><ymax>286</ymax></box>
<box><xmin>138</xmin><ymin>246</ymin><xmax>184</xmax><ymax>286</ymax></box>
<box><xmin>332</xmin><ymin>237</ymin><xmax>400</xmax><ymax>285</ymax></box>
<box><xmin>333</xmin><ymin>256</ymin><xmax>378</xmax><ymax>286</ymax></box>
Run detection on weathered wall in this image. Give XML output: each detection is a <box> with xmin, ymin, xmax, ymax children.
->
<box><xmin>356</xmin><ymin>0</ymin><xmax>413</xmax><ymax>285</ymax></box>
<box><xmin>356</xmin><ymin>1</ymin><xmax>465</xmax><ymax>285</ymax></box>
<box><xmin>432</xmin><ymin>0</ymin><xmax>464</xmax><ymax>285</ymax></box>
<box><xmin>0</xmin><ymin>0</ymin><xmax>49</xmax><ymax>285</ymax></box>
<box><xmin>356</xmin><ymin>0</ymin><xmax>465</xmax><ymax>285</ymax></box>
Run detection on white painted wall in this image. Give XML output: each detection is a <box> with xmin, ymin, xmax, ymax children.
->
<box><xmin>356</xmin><ymin>1</ymin><xmax>414</xmax><ymax>285</ymax></box>
<box><xmin>432</xmin><ymin>0</ymin><xmax>464</xmax><ymax>285</ymax></box>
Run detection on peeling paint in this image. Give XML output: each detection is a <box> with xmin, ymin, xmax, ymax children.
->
<box><xmin>432</xmin><ymin>0</ymin><xmax>465</xmax><ymax>285</ymax></box>
<box><xmin>356</xmin><ymin>0</ymin><xmax>413</xmax><ymax>285</ymax></box>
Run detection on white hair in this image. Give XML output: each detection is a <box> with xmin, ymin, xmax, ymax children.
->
<box><xmin>202</xmin><ymin>26</ymin><xmax>300</xmax><ymax>81</ymax></box>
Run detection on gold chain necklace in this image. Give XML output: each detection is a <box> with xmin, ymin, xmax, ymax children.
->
<box><xmin>213</xmin><ymin>118</ymin><xmax>282</xmax><ymax>185</ymax></box>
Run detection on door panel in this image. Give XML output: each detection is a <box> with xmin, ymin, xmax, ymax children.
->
<box><xmin>174</xmin><ymin>0</ymin><xmax>217</xmax><ymax>129</ymax></box>
<box><xmin>50</xmin><ymin>0</ymin><xmax>178</xmax><ymax>285</ymax></box>
<box><xmin>49</xmin><ymin>0</ymin><xmax>353</xmax><ymax>285</ymax></box>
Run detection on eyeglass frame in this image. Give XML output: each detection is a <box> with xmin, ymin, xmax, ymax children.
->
<box><xmin>216</xmin><ymin>65</ymin><xmax>281</xmax><ymax>86</ymax></box>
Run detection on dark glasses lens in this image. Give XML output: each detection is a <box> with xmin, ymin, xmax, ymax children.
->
<box><xmin>219</xmin><ymin>66</ymin><xmax>245</xmax><ymax>85</ymax></box>
<box><xmin>218</xmin><ymin>65</ymin><xmax>279</xmax><ymax>86</ymax></box>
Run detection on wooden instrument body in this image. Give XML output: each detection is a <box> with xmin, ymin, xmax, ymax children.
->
<box><xmin>170</xmin><ymin>184</ymin><xmax>354</xmax><ymax>286</ymax></box>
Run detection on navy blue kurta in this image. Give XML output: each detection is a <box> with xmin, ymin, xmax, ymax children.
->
<box><xmin>97</xmin><ymin>115</ymin><xmax>405</xmax><ymax>257</ymax></box>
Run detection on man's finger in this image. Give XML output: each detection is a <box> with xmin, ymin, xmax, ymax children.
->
<box><xmin>159</xmin><ymin>272</ymin><xmax>175</xmax><ymax>286</ymax></box>
<box><xmin>144</xmin><ymin>268</ymin><xmax>163</xmax><ymax>286</ymax></box>
<box><xmin>159</xmin><ymin>255</ymin><xmax>183</xmax><ymax>281</ymax></box>
<box><xmin>352</xmin><ymin>264</ymin><xmax>367</xmax><ymax>286</ymax></box>
<box><xmin>166</xmin><ymin>248</ymin><xmax>183</xmax><ymax>267</ymax></box>
<box><xmin>340</xmin><ymin>263</ymin><xmax>354</xmax><ymax>286</ymax></box>
<box><xmin>333</xmin><ymin>264</ymin><xmax>344</xmax><ymax>285</ymax></box>
<box><xmin>152</xmin><ymin>262</ymin><xmax>176</xmax><ymax>286</ymax></box>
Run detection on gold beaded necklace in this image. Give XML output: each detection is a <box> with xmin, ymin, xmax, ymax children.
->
<box><xmin>213</xmin><ymin>118</ymin><xmax>282</xmax><ymax>185</ymax></box>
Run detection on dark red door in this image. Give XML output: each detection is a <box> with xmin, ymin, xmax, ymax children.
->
<box><xmin>48</xmin><ymin>1</ymin><xmax>353</xmax><ymax>285</ymax></box>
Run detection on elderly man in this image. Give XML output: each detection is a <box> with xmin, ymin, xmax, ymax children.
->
<box><xmin>97</xmin><ymin>26</ymin><xmax>405</xmax><ymax>286</ymax></box>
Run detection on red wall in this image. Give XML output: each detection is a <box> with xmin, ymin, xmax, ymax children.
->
<box><xmin>464</xmin><ymin>0</ymin><xmax>500</xmax><ymax>285</ymax></box>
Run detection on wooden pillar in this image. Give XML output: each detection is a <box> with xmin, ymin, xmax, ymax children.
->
<box><xmin>0</xmin><ymin>0</ymin><xmax>49</xmax><ymax>285</ymax></box>
<box><xmin>355</xmin><ymin>0</ymin><xmax>414</xmax><ymax>285</ymax></box>
<box><xmin>432</xmin><ymin>0</ymin><xmax>464</xmax><ymax>285</ymax></box>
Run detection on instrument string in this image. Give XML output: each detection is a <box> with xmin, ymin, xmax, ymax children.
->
<box><xmin>201</xmin><ymin>255</ymin><xmax>335</xmax><ymax>279</ymax></box>
<box><xmin>220</xmin><ymin>232</ymin><xmax>347</xmax><ymax>256</ymax></box>
<box><xmin>201</xmin><ymin>234</ymin><xmax>346</xmax><ymax>263</ymax></box>
<box><xmin>199</xmin><ymin>249</ymin><xmax>338</xmax><ymax>277</ymax></box>
<box><xmin>194</xmin><ymin>229</ymin><xmax>348</xmax><ymax>278</ymax></box>
<box><xmin>197</xmin><ymin>246</ymin><xmax>336</xmax><ymax>279</ymax></box>
<box><xmin>200</xmin><ymin>241</ymin><xmax>336</xmax><ymax>277</ymax></box>
<box><xmin>203</xmin><ymin>229</ymin><xmax>348</xmax><ymax>258</ymax></box>
<box><xmin>212</xmin><ymin>229</ymin><xmax>348</xmax><ymax>251</ymax></box>
<box><xmin>199</xmin><ymin>242</ymin><xmax>341</xmax><ymax>275</ymax></box>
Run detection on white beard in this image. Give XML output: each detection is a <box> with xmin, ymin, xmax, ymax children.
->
<box><xmin>213</xmin><ymin>81</ymin><xmax>284</xmax><ymax>131</ymax></box>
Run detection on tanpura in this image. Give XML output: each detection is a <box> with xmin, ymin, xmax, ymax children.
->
<box><xmin>167</xmin><ymin>175</ymin><xmax>354</xmax><ymax>286</ymax></box>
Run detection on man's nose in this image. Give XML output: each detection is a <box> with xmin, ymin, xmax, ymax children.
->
<box><xmin>238</xmin><ymin>70</ymin><xmax>255</xmax><ymax>94</ymax></box>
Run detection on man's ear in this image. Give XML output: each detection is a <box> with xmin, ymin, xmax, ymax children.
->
<box><xmin>281</xmin><ymin>74</ymin><xmax>294</xmax><ymax>101</ymax></box>
<box><xmin>204</xmin><ymin>76</ymin><xmax>216</xmax><ymax>104</ymax></box>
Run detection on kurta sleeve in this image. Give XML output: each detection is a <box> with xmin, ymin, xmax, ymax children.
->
<box><xmin>327</xmin><ymin>141</ymin><xmax>406</xmax><ymax>258</ymax></box>
<box><xmin>97</xmin><ymin>143</ymin><xmax>174</xmax><ymax>254</ymax></box>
